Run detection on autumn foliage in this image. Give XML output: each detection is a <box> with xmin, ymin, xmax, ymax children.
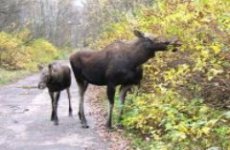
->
<box><xmin>92</xmin><ymin>0</ymin><xmax>230</xmax><ymax>149</ymax></box>
<box><xmin>0</xmin><ymin>29</ymin><xmax>59</xmax><ymax>70</ymax></box>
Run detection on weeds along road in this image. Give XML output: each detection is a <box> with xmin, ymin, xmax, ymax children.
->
<box><xmin>0</xmin><ymin>71</ymin><xmax>109</xmax><ymax>150</ymax></box>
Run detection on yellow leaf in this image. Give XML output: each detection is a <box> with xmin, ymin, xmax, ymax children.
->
<box><xmin>178</xmin><ymin>123</ymin><xmax>188</xmax><ymax>133</ymax></box>
<box><xmin>211</xmin><ymin>45</ymin><xmax>221</xmax><ymax>54</ymax></box>
<box><xmin>202</xmin><ymin>127</ymin><xmax>211</xmax><ymax>135</ymax></box>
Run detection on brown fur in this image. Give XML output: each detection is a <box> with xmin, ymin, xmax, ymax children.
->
<box><xmin>38</xmin><ymin>62</ymin><xmax>72</xmax><ymax>125</ymax></box>
<box><xmin>70</xmin><ymin>30</ymin><xmax>180</xmax><ymax>128</ymax></box>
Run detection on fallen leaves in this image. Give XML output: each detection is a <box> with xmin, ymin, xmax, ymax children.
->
<box><xmin>86</xmin><ymin>85</ymin><xmax>131</xmax><ymax>150</ymax></box>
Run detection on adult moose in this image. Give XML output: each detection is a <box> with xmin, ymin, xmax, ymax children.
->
<box><xmin>70</xmin><ymin>30</ymin><xmax>180</xmax><ymax>129</ymax></box>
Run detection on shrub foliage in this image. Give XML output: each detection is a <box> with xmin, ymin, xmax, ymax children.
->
<box><xmin>0</xmin><ymin>29</ymin><xmax>59</xmax><ymax>70</ymax></box>
<box><xmin>93</xmin><ymin>0</ymin><xmax>230</xmax><ymax>149</ymax></box>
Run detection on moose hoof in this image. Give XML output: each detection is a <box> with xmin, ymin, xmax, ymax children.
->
<box><xmin>106</xmin><ymin>124</ymin><xmax>113</xmax><ymax>130</ymax></box>
<box><xmin>82</xmin><ymin>124</ymin><xmax>89</xmax><ymax>128</ymax></box>
<box><xmin>51</xmin><ymin>114</ymin><xmax>55</xmax><ymax>121</ymax></box>
<box><xmin>106</xmin><ymin>121</ymin><xmax>112</xmax><ymax>128</ymax></box>
<box><xmin>117</xmin><ymin>124</ymin><xmax>124</xmax><ymax>129</ymax></box>
<box><xmin>69</xmin><ymin>113</ymin><xmax>73</xmax><ymax>117</ymax></box>
<box><xmin>54</xmin><ymin>120</ymin><xmax>59</xmax><ymax>126</ymax></box>
<box><xmin>51</xmin><ymin>117</ymin><xmax>55</xmax><ymax>121</ymax></box>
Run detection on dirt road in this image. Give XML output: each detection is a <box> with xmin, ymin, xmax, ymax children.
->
<box><xmin>0</xmin><ymin>73</ymin><xmax>109</xmax><ymax>150</ymax></box>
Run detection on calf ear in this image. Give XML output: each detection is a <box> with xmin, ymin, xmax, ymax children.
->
<box><xmin>38</xmin><ymin>64</ymin><xmax>44</xmax><ymax>71</ymax></box>
<box><xmin>133</xmin><ymin>30</ymin><xmax>144</xmax><ymax>38</ymax></box>
<box><xmin>48</xmin><ymin>64</ymin><xmax>53</xmax><ymax>75</ymax></box>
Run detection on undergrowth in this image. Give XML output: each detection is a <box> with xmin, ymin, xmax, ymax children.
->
<box><xmin>93</xmin><ymin>0</ymin><xmax>230</xmax><ymax>149</ymax></box>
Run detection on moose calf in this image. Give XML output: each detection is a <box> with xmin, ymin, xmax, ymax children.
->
<box><xmin>38</xmin><ymin>62</ymin><xmax>72</xmax><ymax>125</ymax></box>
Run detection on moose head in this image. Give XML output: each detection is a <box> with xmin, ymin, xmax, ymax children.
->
<box><xmin>133</xmin><ymin>30</ymin><xmax>181</xmax><ymax>52</ymax></box>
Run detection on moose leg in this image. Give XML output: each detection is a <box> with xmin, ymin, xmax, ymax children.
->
<box><xmin>78</xmin><ymin>80</ymin><xmax>89</xmax><ymax>128</ymax></box>
<box><xmin>106</xmin><ymin>84</ymin><xmax>116</xmax><ymax>129</ymax></box>
<box><xmin>118</xmin><ymin>85</ymin><xmax>132</xmax><ymax>123</ymax></box>
<box><xmin>49</xmin><ymin>91</ymin><xmax>55</xmax><ymax>121</ymax></box>
<box><xmin>53</xmin><ymin>92</ymin><xmax>60</xmax><ymax>125</ymax></box>
<box><xmin>66</xmin><ymin>88</ymin><xmax>73</xmax><ymax>117</ymax></box>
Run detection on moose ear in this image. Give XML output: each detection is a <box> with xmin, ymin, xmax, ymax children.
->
<box><xmin>37</xmin><ymin>64</ymin><xmax>44</xmax><ymax>71</ymax></box>
<box><xmin>48</xmin><ymin>64</ymin><xmax>53</xmax><ymax>74</ymax></box>
<box><xmin>133</xmin><ymin>30</ymin><xmax>144</xmax><ymax>38</ymax></box>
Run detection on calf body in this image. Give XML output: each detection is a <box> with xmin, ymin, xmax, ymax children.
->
<box><xmin>70</xmin><ymin>30</ymin><xmax>180</xmax><ymax>128</ymax></box>
<box><xmin>38</xmin><ymin>62</ymin><xmax>72</xmax><ymax>125</ymax></box>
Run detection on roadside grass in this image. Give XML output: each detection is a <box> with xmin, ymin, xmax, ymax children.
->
<box><xmin>0</xmin><ymin>68</ymin><xmax>32</xmax><ymax>85</ymax></box>
<box><xmin>0</xmin><ymin>47</ymin><xmax>73</xmax><ymax>86</ymax></box>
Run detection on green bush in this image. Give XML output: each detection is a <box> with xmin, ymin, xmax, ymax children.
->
<box><xmin>26</xmin><ymin>39</ymin><xmax>59</xmax><ymax>70</ymax></box>
<box><xmin>0</xmin><ymin>30</ymin><xmax>59</xmax><ymax>70</ymax></box>
<box><xmin>121</xmin><ymin>91</ymin><xmax>230</xmax><ymax>149</ymax></box>
<box><xmin>0</xmin><ymin>31</ymin><xmax>30</xmax><ymax>69</ymax></box>
<box><xmin>93</xmin><ymin>0</ymin><xmax>230</xmax><ymax>149</ymax></box>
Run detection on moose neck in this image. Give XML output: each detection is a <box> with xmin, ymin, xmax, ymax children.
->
<box><xmin>129</xmin><ymin>41</ymin><xmax>169</xmax><ymax>68</ymax></box>
<box><xmin>129</xmin><ymin>42</ymin><xmax>155</xmax><ymax>68</ymax></box>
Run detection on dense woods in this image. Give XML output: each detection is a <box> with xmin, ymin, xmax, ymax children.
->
<box><xmin>0</xmin><ymin>0</ymin><xmax>230</xmax><ymax>149</ymax></box>
<box><xmin>0</xmin><ymin>0</ymin><xmax>152</xmax><ymax>47</ymax></box>
<box><xmin>0</xmin><ymin>0</ymin><xmax>153</xmax><ymax>70</ymax></box>
<box><xmin>0</xmin><ymin>0</ymin><xmax>80</xmax><ymax>46</ymax></box>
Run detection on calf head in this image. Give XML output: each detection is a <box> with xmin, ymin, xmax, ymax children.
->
<box><xmin>134</xmin><ymin>30</ymin><xmax>181</xmax><ymax>52</ymax></box>
<box><xmin>38</xmin><ymin>64</ymin><xmax>53</xmax><ymax>89</ymax></box>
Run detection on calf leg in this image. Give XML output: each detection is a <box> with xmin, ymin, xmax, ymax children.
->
<box><xmin>118</xmin><ymin>85</ymin><xmax>132</xmax><ymax>123</ymax></box>
<box><xmin>106</xmin><ymin>84</ymin><xmax>116</xmax><ymax>129</ymax></box>
<box><xmin>66</xmin><ymin>88</ymin><xmax>73</xmax><ymax>117</ymax></box>
<box><xmin>53</xmin><ymin>92</ymin><xmax>60</xmax><ymax>125</ymax></box>
<box><xmin>78</xmin><ymin>80</ymin><xmax>89</xmax><ymax>128</ymax></box>
<box><xmin>49</xmin><ymin>91</ymin><xmax>55</xmax><ymax>121</ymax></box>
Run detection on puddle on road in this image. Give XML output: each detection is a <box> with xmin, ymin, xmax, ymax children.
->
<box><xmin>5</xmin><ymin>105</ymin><xmax>29</xmax><ymax>114</ymax></box>
<box><xmin>0</xmin><ymin>105</ymin><xmax>30</xmax><ymax>119</ymax></box>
